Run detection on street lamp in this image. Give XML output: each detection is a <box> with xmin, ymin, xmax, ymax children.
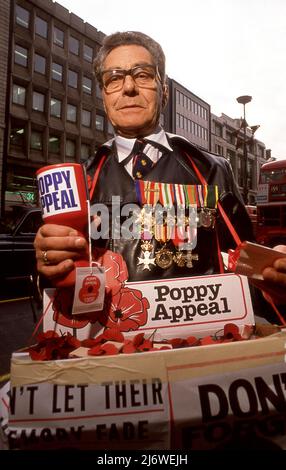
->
<box><xmin>236</xmin><ymin>95</ymin><xmax>252</xmax><ymax>204</ymax></box>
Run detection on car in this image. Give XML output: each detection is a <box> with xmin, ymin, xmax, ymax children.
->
<box><xmin>0</xmin><ymin>206</ymin><xmax>43</xmax><ymax>286</ymax></box>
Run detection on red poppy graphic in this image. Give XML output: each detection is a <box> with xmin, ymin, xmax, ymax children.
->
<box><xmin>92</xmin><ymin>248</ymin><xmax>129</xmax><ymax>295</ymax></box>
<box><xmin>97</xmin><ymin>287</ymin><xmax>149</xmax><ymax>332</ymax></box>
<box><xmin>52</xmin><ymin>288</ymin><xmax>100</xmax><ymax>329</ymax></box>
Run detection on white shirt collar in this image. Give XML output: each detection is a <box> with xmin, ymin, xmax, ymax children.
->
<box><xmin>103</xmin><ymin>127</ymin><xmax>173</xmax><ymax>162</ymax></box>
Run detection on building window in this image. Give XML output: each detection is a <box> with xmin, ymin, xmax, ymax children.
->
<box><xmin>52</xmin><ymin>62</ymin><xmax>63</xmax><ymax>82</ymax></box>
<box><xmin>14</xmin><ymin>45</ymin><xmax>28</xmax><ymax>67</ymax></box>
<box><xmin>176</xmin><ymin>113</ymin><xmax>180</xmax><ymax>128</ymax></box>
<box><xmin>95</xmin><ymin>82</ymin><xmax>102</xmax><ymax>99</ymax></box>
<box><xmin>248</xmin><ymin>160</ymin><xmax>254</xmax><ymax>190</ymax></box>
<box><xmin>12</xmin><ymin>84</ymin><xmax>26</xmax><ymax>106</ymax></box>
<box><xmin>83</xmin><ymin>44</ymin><xmax>93</xmax><ymax>62</ymax></box>
<box><xmin>10</xmin><ymin>122</ymin><xmax>26</xmax><ymax>149</ymax></box>
<box><xmin>30</xmin><ymin>131</ymin><xmax>43</xmax><ymax>150</ymax></box>
<box><xmin>66</xmin><ymin>139</ymin><xmax>76</xmax><ymax>157</ymax></box>
<box><xmin>176</xmin><ymin>90</ymin><xmax>180</xmax><ymax>104</ymax></box>
<box><xmin>107</xmin><ymin>121</ymin><xmax>114</xmax><ymax>135</ymax></box>
<box><xmin>95</xmin><ymin>115</ymin><xmax>104</xmax><ymax>131</ymax></box>
<box><xmin>34</xmin><ymin>53</ymin><xmax>46</xmax><ymax>74</ymax></box>
<box><xmin>226</xmin><ymin>149</ymin><xmax>236</xmax><ymax>171</ymax></box>
<box><xmin>68</xmin><ymin>69</ymin><xmax>78</xmax><ymax>89</ymax></box>
<box><xmin>226</xmin><ymin>130</ymin><xmax>235</xmax><ymax>145</ymax></box>
<box><xmin>67</xmin><ymin>104</ymin><xmax>77</xmax><ymax>123</ymax></box>
<box><xmin>215</xmin><ymin>144</ymin><xmax>224</xmax><ymax>156</ymax></box>
<box><xmin>50</xmin><ymin>98</ymin><xmax>62</xmax><ymax>118</ymax></box>
<box><xmin>81</xmin><ymin>143</ymin><xmax>90</xmax><ymax>160</ymax></box>
<box><xmin>53</xmin><ymin>27</ymin><xmax>64</xmax><ymax>47</ymax></box>
<box><xmin>35</xmin><ymin>17</ymin><xmax>48</xmax><ymax>39</ymax></box>
<box><xmin>258</xmin><ymin>146</ymin><xmax>264</xmax><ymax>158</ymax></box>
<box><xmin>49</xmin><ymin>135</ymin><xmax>60</xmax><ymax>154</ymax></box>
<box><xmin>83</xmin><ymin>76</ymin><xmax>92</xmax><ymax>94</ymax></box>
<box><xmin>32</xmin><ymin>91</ymin><xmax>45</xmax><ymax>112</ymax></box>
<box><xmin>214</xmin><ymin>122</ymin><xmax>223</xmax><ymax>137</ymax></box>
<box><xmin>69</xmin><ymin>36</ymin><xmax>79</xmax><ymax>55</ymax></box>
<box><xmin>15</xmin><ymin>5</ymin><xmax>30</xmax><ymax>28</ymax></box>
<box><xmin>81</xmin><ymin>109</ymin><xmax>91</xmax><ymax>127</ymax></box>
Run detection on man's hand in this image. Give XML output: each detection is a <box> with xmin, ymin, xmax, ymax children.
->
<box><xmin>34</xmin><ymin>224</ymin><xmax>88</xmax><ymax>281</ymax></box>
<box><xmin>262</xmin><ymin>245</ymin><xmax>286</xmax><ymax>305</ymax></box>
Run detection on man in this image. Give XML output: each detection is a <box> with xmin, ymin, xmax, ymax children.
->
<box><xmin>34</xmin><ymin>31</ymin><xmax>286</xmax><ymax>315</ymax></box>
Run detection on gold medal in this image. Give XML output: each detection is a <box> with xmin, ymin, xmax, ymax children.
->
<box><xmin>199</xmin><ymin>209</ymin><xmax>216</xmax><ymax>228</ymax></box>
<box><xmin>173</xmin><ymin>251</ymin><xmax>185</xmax><ymax>267</ymax></box>
<box><xmin>184</xmin><ymin>250</ymin><xmax>199</xmax><ymax>268</ymax></box>
<box><xmin>141</xmin><ymin>240</ymin><xmax>153</xmax><ymax>252</ymax></box>
<box><xmin>200</xmin><ymin>209</ymin><xmax>212</xmax><ymax>228</ymax></box>
<box><xmin>155</xmin><ymin>246</ymin><xmax>174</xmax><ymax>269</ymax></box>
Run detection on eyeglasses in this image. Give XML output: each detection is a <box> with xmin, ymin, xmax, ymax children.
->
<box><xmin>101</xmin><ymin>64</ymin><xmax>161</xmax><ymax>93</ymax></box>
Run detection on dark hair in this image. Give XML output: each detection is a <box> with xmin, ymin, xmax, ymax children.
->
<box><xmin>93</xmin><ymin>31</ymin><xmax>166</xmax><ymax>87</ymax></box>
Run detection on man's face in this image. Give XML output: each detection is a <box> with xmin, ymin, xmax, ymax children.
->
<box><xmin>101</xmin><ymin>45</ymin><xmax>164</xmax><ymax>138</ymax></box>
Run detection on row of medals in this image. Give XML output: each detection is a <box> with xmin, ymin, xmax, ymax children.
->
<box><xmin>137</xmin><ymin>208</ymin><xmax>216</xmax><ymax>270</ymax></box>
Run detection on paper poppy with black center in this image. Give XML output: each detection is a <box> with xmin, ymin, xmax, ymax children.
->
<box><xmin>28</xmin><ymin>331</ymin><xmax>81</xmax><ymax>361</ymax></box>
<box><xmin>97</xmin><ymin>287</ymin><xmax>149</xmax><ymax>331</ymax></box>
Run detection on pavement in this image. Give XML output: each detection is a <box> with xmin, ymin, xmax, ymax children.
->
<box><xmin>0</xmin><ymin>282</ymin><xmax>42</xmax><ymax>379</ymax></box>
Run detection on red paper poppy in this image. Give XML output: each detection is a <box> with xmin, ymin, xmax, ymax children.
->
<box><xmin>223</xmin><ymin>323</ymin><xmax>242</xmax><ymax>341</ymax></box>
<box><xmin>88</xmin><ymin>342</ymin><xmax>120</xmax><ymax>356</ymax></box>
<box><xmin>186</xmin><ymin>336</ymin><xmax>200</xmax><ymax>347</ymax></box>
<box><xmin>28</xmin><ymin>331</ymin><xmax>81</xmax><ymax>361</ymax></box>
<box><xmin>200</xmin><ymin>335</ymin><xmax>218</xmax><ymax>345</ymax></box>
<box><xmin>102</xmin><ymin>328</ymin><xmax>125</xmax><ymax>343</ymax></box>
<box><xmin>168</xmin><ymin>337</ymin><xmax>189</xmax><ymax>348</ymax></box>
<box><xmin>97</xmin><ymin>287</ymin><xmax>149</xmax><ymax>331</ymax></box>
<box><xmin>122</xmin><ymin>340</ymin><xmax>137</xmax><ymax>354</ymax></box>
<box><xmin>92</xmin><ymin>248</ymin><xmax>129</xmax><ymax>295</ymax></box>
<box><xmin>52</xmin><ymin>288</ymin><xmax>101</xmax><ymax>329</ymax></box>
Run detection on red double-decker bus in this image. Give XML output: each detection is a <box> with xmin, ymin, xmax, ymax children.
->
<box><xmin>256</xmin><ymin>159</ymin><xmax>286</xmax><ymax>246</ymax></box>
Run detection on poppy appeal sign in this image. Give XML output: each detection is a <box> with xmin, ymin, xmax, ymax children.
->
<box><xmin>43</xmin><ymin>272</ymin><xmax>254</xmax><ymax>341</ymax></box>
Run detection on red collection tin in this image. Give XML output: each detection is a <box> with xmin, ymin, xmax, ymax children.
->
<box><xmin>36</xmin><ymin>163</ymin><xmax>90</xmax><ymax>286</ymax></box>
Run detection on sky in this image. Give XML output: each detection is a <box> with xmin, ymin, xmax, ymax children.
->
<box><xmin>57</xmin><ymin>0</ymin><xmax>286</xmax><ymax>158</ymax></box>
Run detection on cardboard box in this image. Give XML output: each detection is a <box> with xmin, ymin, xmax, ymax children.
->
<box><xmin>1</xmin><ymin>330</ymin><xmax>286</xmax><ymax>450</ymax></box>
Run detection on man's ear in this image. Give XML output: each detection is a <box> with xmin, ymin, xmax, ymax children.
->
<box><xmin>162</xmin><ymin>83</ymin><xmax>169</xmax><ymax>109</ymax></box>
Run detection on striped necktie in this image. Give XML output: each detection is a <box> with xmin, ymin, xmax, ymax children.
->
<box><xmin>131</xmin><ymin>140</ymin><xmax>153</xmax><ymax>179</ymax></box>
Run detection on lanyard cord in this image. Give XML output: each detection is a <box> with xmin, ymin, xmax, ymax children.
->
<box><xmin>183</xmin><ymin>152</ymin><xmax>242</xmax><ymax>247</ymax></box>
<box><xmin>89</xmin><ymin>155</ymin><xmax>107</xmax><ymax>200</ymax></box>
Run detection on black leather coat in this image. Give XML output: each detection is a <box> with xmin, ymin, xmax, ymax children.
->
<box><xmin>87</xmin><ymin>136</ymin><xmax>254</xmax><ymax>282</ymax></box>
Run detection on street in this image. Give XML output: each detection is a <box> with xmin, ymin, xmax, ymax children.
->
<box><xmin>0</xmin><ymin>281</ymin><xmax>42</xmax><ymax>379</ymax></box>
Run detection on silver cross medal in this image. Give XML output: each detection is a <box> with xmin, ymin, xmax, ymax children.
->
<box><xmin>137</xmin><ymin>241</ymin><xmax>156</xmax><ymax>270</ymax></box>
